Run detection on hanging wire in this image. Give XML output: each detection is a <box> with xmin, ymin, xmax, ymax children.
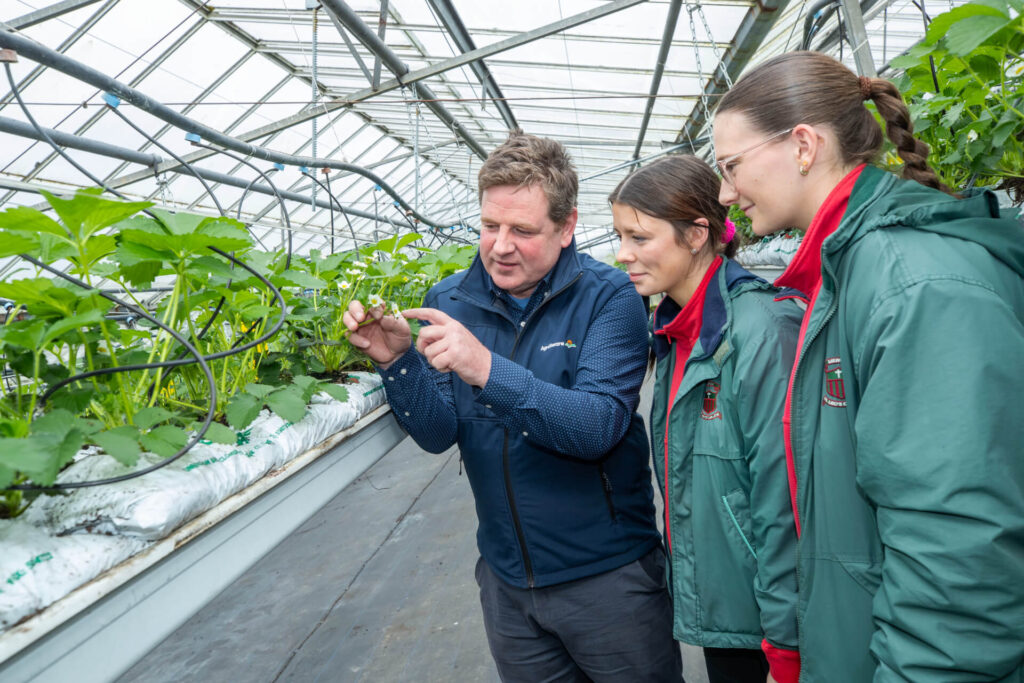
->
<box><xmin>687</xmin><ymin>3</ymin><xmax>716</xmax><ymax>154</ymax></box>
<box><xmin>188</xmin><ymin>142</ymin><xmax>295</xmax><ymax>268</ymax></box>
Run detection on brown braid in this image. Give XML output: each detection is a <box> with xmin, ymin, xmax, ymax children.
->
<box><xmin>862</xmin><ymin>77</ymin><xmax>953</xmax><ymax>195</ymax></box>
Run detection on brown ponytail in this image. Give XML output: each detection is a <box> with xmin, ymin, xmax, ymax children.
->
<box><xmin>609</xmin><ymin>155</ymin><xmax>737</xmax><ymax>259</ymax></box>
<box><xmin>717</xmin><ymin>51</ymin><xmax>953</xmax><ymax>195</ymax></box>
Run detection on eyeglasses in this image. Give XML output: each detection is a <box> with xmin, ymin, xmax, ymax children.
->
<box><xmin>715</xmin><ymin>128</ymin><xmax>793</xmax><ymax>187</ymax></box>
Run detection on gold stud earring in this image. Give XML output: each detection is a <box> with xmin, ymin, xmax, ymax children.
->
<box><xmin>690</xmin><ymin>248</ymin><xmax>698</xmax><ymax>255</ymax></box>
<box><xmin>799</xmin><ymin>163</ymin><xmax>809</xmax><ymax>176</ymax></box>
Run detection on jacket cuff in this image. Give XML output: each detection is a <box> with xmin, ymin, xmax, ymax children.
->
<box><xmin>762</xmin><ymin>639</ymin><xmax>800</xmax><ymax>683</ymax></box>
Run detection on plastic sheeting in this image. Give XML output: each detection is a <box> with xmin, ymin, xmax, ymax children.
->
<box><xmin>0</xmin><ymin>522</ymin><xmax>148</xmax><ymax>631</ymax></box>
<box><xmin>1</xmin><ymin>373</ymin><xmax>385</xmax><ymax>633</ymax></box>
<box><xmin>735</xmin><ymin>232</ymin><xmax>801</xmax><ymax>267</ymax></box>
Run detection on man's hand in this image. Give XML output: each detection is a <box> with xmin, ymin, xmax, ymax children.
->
<box><xmin>403</xmin><ymin>308</ymin><xmax>492</xmax><ymax>387</ymax></box>
<box><xmin>343</xmin><ymin>299</ymin><xmax>412</xmax><ymax>368</ymax></box>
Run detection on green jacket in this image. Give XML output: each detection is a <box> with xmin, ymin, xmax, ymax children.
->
<box><xmin>789</xmin><ymin>165</ymin><xmax>1024</xmax><ymax>681</ymax></box>
<box><xmin>650</xmin><ymin>258</ymin><xmax>803</xmax><ymax>651</ymax></box>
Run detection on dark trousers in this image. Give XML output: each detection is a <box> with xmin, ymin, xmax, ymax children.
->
<box><xmin>703</xmin><ymin>646</ymin><xmax>770</xmax><ymax>683</ymax></box>
<box><xmin>476</xmin><ymin>547</ymin><xmax>683</xmax><ymax>683</ymax></box>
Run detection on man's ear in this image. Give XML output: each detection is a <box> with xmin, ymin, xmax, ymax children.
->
<box><xmin>559</xmin><ymin>207</ymin><xmax>578</xmax><ymax>248</ymax></box>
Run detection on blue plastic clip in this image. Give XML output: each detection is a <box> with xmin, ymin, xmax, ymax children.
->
<box><xmin>374</xmin><ymin>184</ymin><xmax>382</xmax><ymax>191</ymax></box>
<box><xmin>273</xmin><ymin>163</ymin><xmax>285</xmax><ymax>172</ymax></box>
<box><xmin>101</xmin><ymin>93</ymin><xmax>120</xmax><ymax>108</ymax></box>
<box><xmin>299</xmin><ymin>166</ymin><xmax>310</xmax><ymax>174</ymax></box>
<box><xmin>185</xmin><ymin>132</ymin><xmax>202</xmax><ymax>144</ymax></box>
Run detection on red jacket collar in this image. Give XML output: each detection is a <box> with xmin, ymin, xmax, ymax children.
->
<box><xmin>775</xmin><ymin>164</ymin><xmax>865</xmax><ymax>297</ymax></box>
<box><xmin>654</xmin><ymin>256</ymin><xmax>723</xmax><ymax>344</ymax></box>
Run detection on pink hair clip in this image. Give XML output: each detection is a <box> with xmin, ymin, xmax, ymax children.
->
<box><xmin>723</xmin><ymin>218</ymin><xmax>737</xmax><ymax>243</ymax></box>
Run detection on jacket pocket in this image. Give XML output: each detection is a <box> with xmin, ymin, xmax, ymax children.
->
<box><xmin>721</xmin><ymin>488</ymin><xmax>757</xmax><ymax>559</ymax></box>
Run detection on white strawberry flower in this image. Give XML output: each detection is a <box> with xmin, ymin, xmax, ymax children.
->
<box><xmin>967</xmin><ymin>129</ymin><xmax>979</xmax><ymax>142</ymax></box>
<box><xmin>368</xmin><ymin>294</ymin><xmax>385</xmax><ymax>308</ymax></box>
<box><xmin>338</xmin><ymin>280</ymin><xmax>351</xmax><ymax>290</ymax></box>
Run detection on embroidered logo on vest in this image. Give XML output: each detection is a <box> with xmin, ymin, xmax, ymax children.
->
<box><xmin>823</xmin><ymin>357</ymin><xmax>847</xmax><ymax>407</ymax></box>
<box><xmin>540</xmin><ymin>339</ymin><xmax>576</xmax><ymax>351</ymax></box>
<box><xmin>701</xmin><ymin>381</ymin><xmax>723</xmax><ymax>420</ymax></box>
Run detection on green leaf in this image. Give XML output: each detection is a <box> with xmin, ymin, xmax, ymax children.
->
<box><xmin>243</xmin><ymin>383</ymin><xmax>275</xmax><ymax>399</ymax></box>
<box><xmin>291</xmin><ymin>374</ymin><xmax>321</xmax><ymax>401</ymax></box>
<box><xmin>926</xmin><ymin>2</ymin><xmax>1007</xmax><ymax>44</ymax></box>
<box><xmin>0</xmin><ymin>231</ymin><xmax>38</xmax><ymax>258</ymax></box>
<box><xmin>186</xmin><ymin>255</ymin><xmax>238</xmax><ymax>280</ymax></box>
<box><xmin>47</xmin><ymin>386</ymin><xmax>95</xmax><ymax>414</ymax></box>
<box><xmin>320</xmin><ymin>383</ymin><xmax>349</xmax><ymax>403</ymax></box>
<box><xmin>0</xmin><ymin>319</ymin><xmax>47</xmax><ymax>350</ymax></box>
<box><xmin>945</xmin><ymin>15</ymin><xmax>1013</xmax><ymax>56</ymax></box>
<box><xmin>42</xmin><ymin>190</ymin><xmax>151</xmax><ymax>241</ymax></box>
<box><xmin>274</xmin><ymin>270</ymin><xmax>327</xmax><ymax>289</ymax></box>
<box><xmin>940</xmin><ymin>101</ymin><xmax>967</xmax><ymax>128</ymax></box>
<box><xmin>134</xmin><ymin>406</ymin><xmax>175</xmax><ymax>430</ymax></box>
<box><xmin>149</xmin><ymin>209</ymin><xmax>205</xmax><ymax>236</ymax></box>
<box><xmin>93</xmin><ymin>426</ymin><xmax>142</xmax><ymax>467</ymax></box>
<box><xmin>140</xmin><ymin>425</ymin><xmax>188</xmax><ymax>458</ymax></box>
<box><xmin>0</xmin><ymin>206</ymin><xmax>69</xmax><ymax>237</ymax></box>
<box><xmin>29</xmin><ymin>410</ymin><xmax>75</xmax><ymax>437</ymax></box>
<box><xmin>0</xmin><ymin>436</ymin><xmax>59</xmax><ymax>485</ymax></box>
<box><xmin>226</xmin><ymin>393</ymin><xmax>262</xmax><ymax>430</ymax></box>
<box><xmin>118</xmin><ymin>228</ymin><xmax>179</xmax><ymax>257</ymax></box>
<box><xmin>118</xmin><ymin>260</ymin><xmax>162</xmax><ymax>288</ymax></box>
<box><xmin>43</xmin><ymin>309</ymin><xmax>105</xmax><ymax>344</ymax></box>
<box><xmin>197</xmin><ymin>422</ymin><xmax>236</xmax><ymax>445</ymax></box>
<box><xmin>265</xmin><ymin>388</ymin><xmax>307</xmax><ymax>423</ymax></box>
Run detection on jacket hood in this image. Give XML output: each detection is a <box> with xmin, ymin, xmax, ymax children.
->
<box><xmin>652</xmin><ymin>258</ymin><xmax>765</xmax><ymax>362</ymax></box>
<box><xmin>834</xmin><ymin>165</ymin><xmax>1024</xmax><ymax>277</ymax></box>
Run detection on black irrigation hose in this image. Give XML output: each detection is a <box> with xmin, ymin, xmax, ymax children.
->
<box><xmin>5</xmin><ymin>248</ymin><xmax>287</xmax><ymax>491</ymax></box>
<box><xmin>104</xmin><ymin>103</ymin><xmax>241</xmax><ymax>347</ymax></box>
<box><xmin>191</xmin><ymin>142</ymin><xmax>294</xmax><ymax>269</ymax></box>
<box><xmin>104</xmin><ymin>101</ymin><xmax>227</xmax><ymax>219</ymax></box>
<box><xmin>9</xmin><ymin>255</ymin><xmax>217</xmax><ymax>491</ymax></box>
<box><xmin>302</xmin><ymin>170</ymin><xmax>359</xmax><ymax>249</ymax></box>
<box><xmin>1</xmin><ymin>63</ymin><xmax>287</xmax><ymax>491</ymax></box>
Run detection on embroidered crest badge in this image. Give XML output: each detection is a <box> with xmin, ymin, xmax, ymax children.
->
<box><xmin>701</xmin><ymin>381</ymin><xmax>723</xmax><ymax>420</ymax></box>
<box><xmin>823</xmin><ymin>357</ymin><xmax>847</xmax><ymax>407</ymax></box>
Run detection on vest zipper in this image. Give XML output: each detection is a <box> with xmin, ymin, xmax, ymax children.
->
<box><xmin>598</xmin><ymin>465</ymin><xmax>617</xmax><ymax>521</ymax></box>
<box><xmin>499</xmin><ymin>272</ymin><xmax>584</xmax><ymax>589</ymax></box>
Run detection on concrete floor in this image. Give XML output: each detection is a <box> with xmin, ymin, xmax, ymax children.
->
<box><xmin>118</xmin><ymin>382</ymin><xmax>710</xmax><ymax>683</ymax></box>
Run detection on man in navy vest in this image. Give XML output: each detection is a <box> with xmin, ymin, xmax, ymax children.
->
<box><xmin>344</xmin><ymin>129</ymin><xmax>681</xmax><ymax>682</ymax></box>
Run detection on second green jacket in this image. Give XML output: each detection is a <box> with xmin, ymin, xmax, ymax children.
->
<box><xmin>788</xmin><ymin>165</ymin><xmax>1024</xmax><ymax>681</ymax></box>
<box><xmin>650</xmin><ymin>258</ymin><xmax>803</xmax><ymax>651</ymax></box>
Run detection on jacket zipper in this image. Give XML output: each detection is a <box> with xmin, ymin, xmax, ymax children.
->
<box><xmin>787</xmin><ymin>261</ymin><xmax>839</xmax><ymax>667</ymax></box>
<box><xmin>500</xmin><ymin>273</ymin><xmax>584</xmax><ymax>589</ymax></box>
<box><xmin>598</xmin><ymin>465</ymin><xmax>617</xmax><ymax>521</ymax></box>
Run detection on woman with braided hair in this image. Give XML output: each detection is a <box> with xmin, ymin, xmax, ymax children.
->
<box><xmin>712</xmin><ymin>51</ymin><xmax>1024</xmax><ymax>681</ymax></box>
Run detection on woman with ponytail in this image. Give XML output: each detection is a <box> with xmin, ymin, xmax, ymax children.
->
<box><xmin>712</xmin><ymin>51</ymin><xmax>1024</xmax><ymax>681</ymax></box>
<box><xmin>610</xmin><ymin>155</ymin><xmax>803</xmax><ymax>683</ymax></box>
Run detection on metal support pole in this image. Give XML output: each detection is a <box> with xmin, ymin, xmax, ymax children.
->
<box><xmin>426</xmin><ymin>0</ymin><xmax>518</xmax><ymax>129</ymax></box>
<box><xmin>633</xmin><ymin>0</ymin><xmax>682</xmax><ymax>160</ymax></box>
<box><xmin>839</xmin><ymin>0</ymin><xmax>877</xmax><ymax>76</ymax></box>
<box><xmin>7</xmin><ymin>0</ymin><xmax>104</xmax><ymax>30</ymax></box>
<box><xmin>372</xmin><ymin>0</ymin><xmax>388</xmax><ymax>89</ymax></box>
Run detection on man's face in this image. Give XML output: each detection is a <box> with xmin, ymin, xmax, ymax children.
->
<box><xmin>478</xmin><ymin>184</ymin><xmax>576</xmax><ymax>298</ymax></box>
